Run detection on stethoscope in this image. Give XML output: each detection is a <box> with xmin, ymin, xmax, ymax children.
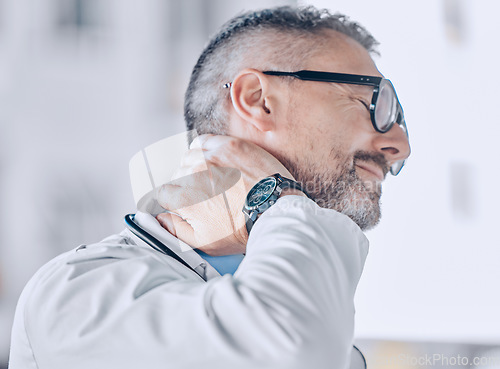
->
<box><xmin>124</xmin><ymin>214</ymin><xmax>206</xmax><ymax>281</ymax></box>
<box><xmin>124</xmin><ymin>213</ymin><xmax>367</xmax><ymax>368</ymax></box>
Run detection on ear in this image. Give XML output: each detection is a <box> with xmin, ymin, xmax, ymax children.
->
<box><xmin>229</xmin><ymin>68</ymin><xmax>276</xmax><ymax>132</ymax></box>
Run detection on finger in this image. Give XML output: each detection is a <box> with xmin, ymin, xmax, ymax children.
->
<box><xmin>199</xmin><ymin>134</ymin><xmax>235</xmax><ymax>151</ymax></box>
<box><xmin>171</xmin><ymin>171</ymin><xmax>213</xmax><ymax>194</ymax></box>
<box><xmin>156</xmin><ymin>173</ymin><xmax>214</xmax><ymax>210</ymax></box>
<box><xmin>209</xmin><ymin>166</ymin><xmax>242</xmax><ymax>193</ymax></box>
<box><xmin>200</xmin><ymin>135</ymin><xmax>252</xmax><ymax>168</ymax></box>
<box><xmin>175</xmin><ymin>168</ymin><xmax>241</xmax><ymax>198</ymax></box>
<box><xmin>157</xmin><ymin>168</ymin><xmax>242</xmax><ymax>217</ymax></box>
<box><xmin>171</xmin><ymin>149</ymin><xmax>209</xmax><ymax>181</ymax></box>
<box><xmin>171</xmin><ymin>219</ymin><xmax>198</xmax><ymax>248</ymax></box>
<box><xmin>179</xmin><ymin>148</ymin><xmax>209</xmax><ymax>170</ymax></box>
<box><xmin>156</xmin><ymin>183</ymin><xmax>184</xmax><ymax>210</ymax></box>
<box><xmin>171</xmin><ymin>160</ymin><xmax>206</xmax><ymax>181</ymax></box>
<box><xmin>156</xmin><ymin>213</ymin><xmax>178</xmax><ymax>237</ymax></box>
<box><xmin>156</xmin><ymin>213</ymin><xmax>198</xmax><ymax>248</ymax></box>
<box><xmin>190</xmin><ymin>134</ymin><xmax>215</xmax><ymax>150</ymax></box>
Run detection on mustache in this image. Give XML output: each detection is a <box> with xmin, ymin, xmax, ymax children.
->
<box><xmin>353</xmin><ymin>151</ymin><xmax>389</xmax><ymax>178</ymax></box>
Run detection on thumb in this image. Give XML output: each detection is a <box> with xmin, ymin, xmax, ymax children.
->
<box><xmin>156</xmin><ymin>212</ymin><xmax>198</xmax><ymax>248</ymax></box>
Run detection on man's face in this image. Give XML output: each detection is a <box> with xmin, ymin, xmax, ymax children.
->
<box><xmin>268</xmin><ymin>32</ymin><xmax>410</xmax><ymax>230</ymax></box>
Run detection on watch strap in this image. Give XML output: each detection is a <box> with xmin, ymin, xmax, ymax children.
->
<box><xmin>245</xmin><ymin>210</ymin><xmax>258</xmax><ymax>234</ymax></box>
<box><xmin>279</xmin><ymin>175</ymin><xmax>312</xmax><ymax>199</ymax></box>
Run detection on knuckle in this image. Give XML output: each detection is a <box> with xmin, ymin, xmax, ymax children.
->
<box><xmin>203</xmin><ymin>150</ymin><xmax>220</xmax><ymax>165</ymax></box>
<box><xmin>226</xmin><ymin>137</ymin><xmax>244</xmax><ymax>151</ymax></box>
<box><xmin>156</xmin><ymin>184</ymin><xmax>172</xmax><ymax>206</ymax></box>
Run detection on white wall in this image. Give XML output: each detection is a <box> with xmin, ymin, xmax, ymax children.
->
<box><xmin>303</xmin><ymin>0</ymin><xmax>500</xmax><ymax>343</ymax></box>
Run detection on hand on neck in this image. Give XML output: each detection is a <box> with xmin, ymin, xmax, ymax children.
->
<box><xmin>155</xmin><ymin>212</ymin><xmax>247</xmax><ymax>256</ymax></box>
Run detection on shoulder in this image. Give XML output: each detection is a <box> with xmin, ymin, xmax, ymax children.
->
<box><xmin>22</xmin><ymin>230</ymin><xmax>198</xmax><ymax>297</ymax></box>
<box><xmin>24</xmin><ymin>231</ymin><xmax>152</xmax><ymax>286</ymax></box>
<box><xmin>10</xmin><ymin>231</ymin><xmax>207</xmax><ymax>368</ymax></box>
<box><xmin>16</xmin><ymin>230</ymin><xmax>201</xmax><ymax>326</ymax></box>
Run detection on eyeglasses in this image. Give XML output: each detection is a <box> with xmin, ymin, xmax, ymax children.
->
<box><xmin>261</xmin><ymin>70</ymin><xmax>409</xmax><ymax>176</ymax></box>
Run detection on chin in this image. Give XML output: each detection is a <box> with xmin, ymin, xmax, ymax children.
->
<box><xmin>330</xmin><ymin>186</ymin><xmax>382</xmax><ymax>231</ymax></box>
<box><xmin>341</xmin><ymin>202</ymin><xmax>381</xmax><ymax>231</ymax></box>
<box><xmin>272</xmin><ymin>147</ymin><xmax>383</xmax><ymax>230</ymax></box>
<box><xmin>312</xmin><ymin>168</ymin><xmax>383</xmax><ymax>231</ymax></box>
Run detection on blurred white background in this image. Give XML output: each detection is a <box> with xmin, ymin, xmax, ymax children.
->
<box><xmin>1</xmin><ymin>0</ymin><xmax>499</xmax><ymax>367</ymax></box>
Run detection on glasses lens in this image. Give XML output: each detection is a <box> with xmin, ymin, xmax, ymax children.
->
<box><xmin>390</xmin><ymin>160</ymin><xmax>405</xmax><ymax>176</ymax></box>
<box><xmin>398</xmin><ymin>115</ymin><xmax>408</xmax><ymax>137</ymax></box>
<box><xmin>375</xmin><ymin>81</ymin><xmax>397</xmax><ymax>132</ymax></box>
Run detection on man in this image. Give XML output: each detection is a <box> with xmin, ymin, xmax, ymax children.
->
<box><xmin>9</xmin><ymin>6</ymin><xmax>410</xmax><ymax>369</ymax></box>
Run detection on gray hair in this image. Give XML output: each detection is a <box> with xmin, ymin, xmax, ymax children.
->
<box><xmin>184</xmin><ymin>6</ymin><xmax>379</xmax><ymax>139</ymax></box>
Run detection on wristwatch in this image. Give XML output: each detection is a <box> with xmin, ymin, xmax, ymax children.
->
<box><xmin>242</xmin><ymin>173</ymin><xmax>311</xmax><ymax>234</ymax></box>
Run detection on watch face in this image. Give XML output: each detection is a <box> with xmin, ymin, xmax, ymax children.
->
<box><xmin>246</xmin><ymin>177</ymin><xmax>277</xmax><ymax>208</ymax></box>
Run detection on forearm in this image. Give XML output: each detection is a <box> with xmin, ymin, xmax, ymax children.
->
<box><xmin>212</xmin><ymin>195</ymin><xmax>369</xmax><ymax>367</ymax></box>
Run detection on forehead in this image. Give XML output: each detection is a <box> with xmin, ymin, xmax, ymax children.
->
<box><xmin>303</xmin><ymin>30</ymin><xmax>383</xmax><ymax>78</ymax></box>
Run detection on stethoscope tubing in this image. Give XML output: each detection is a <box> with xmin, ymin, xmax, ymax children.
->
<box><xmin>124</xmin><ymin>214</ymin><xmax>205</xmax><ymax>281</ymax></box>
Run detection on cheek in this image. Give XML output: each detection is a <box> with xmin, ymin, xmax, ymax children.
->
<box><xmin>330</xmin><ymin>100</ymin><xmax>366</xmax><ymax>130</ymax></box>
<box><xmin>323</xmin><ymin>99</ymin><xmax>375</xmax><ymax>154</ymax></box>
<box><xmin>284</xmin><ymin>104</ymin><xmax>348</xmax><ymax>155</ymax></box>
<box><xmin>283</xmin><ymin>88</ymin><xmax>367</xmax><ymax>158</ymax></box>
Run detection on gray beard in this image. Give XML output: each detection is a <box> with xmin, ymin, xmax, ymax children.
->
<box><xmin>276</xmin><ymin>151</ymin><xmax>384</xmax><ymax>231</ymax></box>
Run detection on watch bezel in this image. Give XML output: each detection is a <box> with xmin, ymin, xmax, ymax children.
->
<box><xmin>244</xmin><ymin>176</ymin><xmax>279</xmax><ymax>211</ymax></box>
<box><xmin>243</xmin><ymin>173</ymin><xmax>311</xmax><ymax>234</ymax></box>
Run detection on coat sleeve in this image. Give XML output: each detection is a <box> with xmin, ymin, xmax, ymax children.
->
<box><xmin>10</xmin><ymin>195</ymin><xmax>368</xmax><ymax>369</ymax></box>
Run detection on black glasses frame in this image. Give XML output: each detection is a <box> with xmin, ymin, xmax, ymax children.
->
<box><xmin>262</xmin><ymin>70</ymin><xmax>406</xmax><ymax>135</ymax></box>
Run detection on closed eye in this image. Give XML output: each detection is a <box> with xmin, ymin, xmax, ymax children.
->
<box><xmin>356</xmin><ymin>98</ymin><xmax>370</xmax><ymax>112</ymax></box>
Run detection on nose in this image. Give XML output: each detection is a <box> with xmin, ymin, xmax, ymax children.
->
<box><xmin>372</xmin><ymin>123</ymin><xmax>411</xmax><ymax>167</ymax></box>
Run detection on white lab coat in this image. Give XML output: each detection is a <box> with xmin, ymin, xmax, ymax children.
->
<box><xmin>9</xmin><ymin>195</ymin><xmax>369</xmax><ymax>369</ymax></box>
